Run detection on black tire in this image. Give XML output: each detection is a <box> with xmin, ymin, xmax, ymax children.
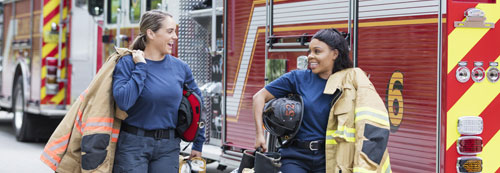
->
<box><xmin>12</xmin><ymin>78</ymin><xmax>34</xmax><ymax>142</ymax></box>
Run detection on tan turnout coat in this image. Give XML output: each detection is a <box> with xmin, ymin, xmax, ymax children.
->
<box><xmin>323</xmin><ymin>68</ymin><xmax>392</xmax><ymax>173</ymax></box>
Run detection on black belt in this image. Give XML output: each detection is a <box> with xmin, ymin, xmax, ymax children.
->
<box><xmin>290</xmin><ymin>140</ymin><xmax>325</xmax><ymax>151</ymax></box>
<box><xmin>121</xmin><ymin>123</ymin><xmax>177</xmax><ymax>140</ymax></box>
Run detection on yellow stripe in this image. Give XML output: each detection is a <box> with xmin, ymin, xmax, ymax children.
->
<box><xmin>382</xmin><ymin>156</ymin><xmax>392</xmax><ymax>173</ymax></box>
<box><xmin>477</xmin><ymin>130</ymin><xmax>500</xmax><ymax>173</ymax></box>
<box><xmin>326</xmin><ymin>139</ymin><xmax>337</xmax><ymax>145</ymax></box>
<box><xmin>328</xmin><ymin>126</ymin><xmax>356</xmax><ymax>142</ymax></box>
<box><xmin>447</xmin><ymin>3</ymin><xmax>500</xmax><ymax>74</ymax></box>
<box><xmin>60</xmin><ymin>67</ymin><xmax>66</xmax><ymax>79</ymax></box>
<box><xmin>50</xmin><ymin>87</ymin><xmax>65</xmax><ymax>104</ymax></box>
<box><xmin>41</xmin><ymin>66</ymin><xmax>47</xmax><ymax>79</ymax></box>
<box><xmin>43</xmin><ymin>14</ymin><xmax>60</xmax><ymax>32</ymax></box>
<box><xmin>353</xmin><ymin>167</ymin><xmax>376</xmax><ymax>173</ymax></box>
<box><xmin>43</xmin><ymin>0</ymin><xmax>60</xmax><ymax>17</ymax></box>
<box><xmin>42</xmin><ymin>43</ymin><xmax>57</xmax><ymax>58</ymax></box>
<box><xmin>41</xmin><ymin>86</ymin><xmax>46</xmax><ymax>100</ymax></box>
<box><xmin>62</xmin><ymin>7</ymin><xmax>68</xmax><ymax>19</ymax></box>
<box><xmin>54</xmin><ymin>46</ymin><xmax>67</xmax><ymax>61</ymax></box>
<box><xmin>355</xmin><ymin>115</ymin><xmax>390</xmax><ymax>127</ymax></box>
<box><xmin>355</xmin><ymin>107</ymin><xmax>388</xmax><ymax>117</ymax></box>
<box><xmin>326</xmin><ymin>130</ymin><xmax>335</xmax><ymax>136</ymax></box>
<box><xmin>337</xmin><ymin>126</ymin><xmax>356</xmax><ymax>133</ymax></box>
<box><xmin>446</xmin><ymin>55</ymin><xmax>500</xmax><ymax>150</ymax></box>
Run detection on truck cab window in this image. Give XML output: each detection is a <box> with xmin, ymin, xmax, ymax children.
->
<box><xmin>146</xmin><ymin>0</ymin><xmax>162</xmax><ymax>11</ymax></box>
<box><xmin>129</xmin><ymin>0</ymin><xmax>141</xmax><ymax>23</ymax></box>
<box><xmin>107</xmin><ymin>0</ymin><xmax>121</xmax><ymax>24</ymax></box>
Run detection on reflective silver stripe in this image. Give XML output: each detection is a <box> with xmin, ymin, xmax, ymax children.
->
<box><xmin>49</xmin><ymin>139</ymin><xmax>68</xmax><ymax>151</ymax></box>
<box><xmin>385</xmin><ymin>164</ymin><xmax>391</xmax><ymax>173</ymax></box>
<box><xmin>84</xmin><ymin>122</ymin><xmax>113</xmax><ymax>128</ymax></box>
<box><xmin>335</xmin><ymin>130</ymin><xmax>355</xmax><ymax>138</ymax></box>
<box><xmin>76</xmin><ymin>113</ymin><xmax>82</xmax><ymax>128</ymax></box>
<box><xmin>355</xmin><ymin>111</ymin><xmax>389</xmax><ymax>126</ymax></box>
<box><xmin>42</xmin><ymin>152</ymin><xmax>59</xmax><ymax>167</ymax></box>
<box><xmin>112</xmin><ymin>133</ymin><xmax>119</xmax><ymax>139</ymax></box>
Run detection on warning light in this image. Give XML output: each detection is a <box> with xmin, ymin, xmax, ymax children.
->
<box><xmin>457</xmin><ymin>116</ymin><xmax>483</xmax><ymax>135</ymax></box>
<box><xmin>457</xmin><ymin>156</ymin><xmax>482</xmax><ymax>173</ymax></box>
<box><xmin>457</xmin><ymin>136</ymin><xmax>483</xmax><ymax>155</ymax></box>
<box><xmin>456</xmin><ymin>61</ymin><xmax>470</xmax><ymax>83</ymax></box>
<box><xmin>471</xmin><ymin>61</ymin><xmax>485</xmax><ymax>83</ymax></box>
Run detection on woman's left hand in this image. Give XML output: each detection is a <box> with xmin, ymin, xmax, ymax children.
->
<box><xmin>189</xmin><ymin>150</ymin><xmax>202</xmax><ymax>159</ymax></box>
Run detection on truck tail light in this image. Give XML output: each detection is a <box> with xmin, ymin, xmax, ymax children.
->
<box><xmin>46</xmin><ymin>57</ymin><xmax>58</xmax><ymax>95</ymax></box>
<box><xmin>457</xmin><ymin>116</ymin><xmax>483</xmax><ymax>135</ymax></box>
<box><xmin>457</xmin><ymin>156</ymin><xmax>482</xmax><ymax>173</ymax></box>
<box><xmin>457</xmin><ymin>136</ymin><xmax>483</xmax><ymax>155</ymax></box>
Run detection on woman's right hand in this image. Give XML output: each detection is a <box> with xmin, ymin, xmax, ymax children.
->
<box><xmin>254</xmin><ymin>133</ymin><xmax>267</xmax><ymax>152</ymax></box>
<box><xmin>132</xmin><ymin>50</ymin><xmax>146</xmax><ymax>64</ymax></box>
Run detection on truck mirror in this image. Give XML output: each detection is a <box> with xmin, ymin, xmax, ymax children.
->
<box><xmin>88</xmin><ymin>0</ymin><xmax>104</xmax><ymax>16</ymax></box>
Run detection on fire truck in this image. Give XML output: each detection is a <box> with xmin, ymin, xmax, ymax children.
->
<box><xmin>0</xmin><ymin>0</ymin><xmax>178</xmax><ymax>142</ymax></box>
<box><xmin>217</xmin><ymin>0</ymin><xmax>500</xmax><ymax>172</ymax></box>
<box><xmin>0</xmin><ymin>0</ymin><xmax>96</xmax><ymax>141</ymax></box>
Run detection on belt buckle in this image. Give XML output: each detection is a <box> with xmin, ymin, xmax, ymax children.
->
<box><xmin>309</xmin><ymin>141</ymin><xmax>319</xmax><ymax>151</ymax></box>
<box><xmin>154</xmin><ymin>130</ymin><xmax>163</xmax><ymax>140</ymax></box>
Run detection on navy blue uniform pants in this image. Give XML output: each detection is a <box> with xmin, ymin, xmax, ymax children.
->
<box><xmin>279</xmin><ymin>145</ymin><xmax>326</xmax><ymax>173</ymax></box>
<box><xmin>113</xmin><ymin>131</ymin><xmax>181</xmax><ymax>173</ymax></box>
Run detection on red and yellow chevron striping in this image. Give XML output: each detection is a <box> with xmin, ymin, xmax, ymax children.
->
<box><xmin>41</xmin><ymin>0</ymin><xmax>68</xmax><ymax>105</ymax></box>
<box><xmin>446</xmin><ymin>1</ymin><xmax>500</xmax><ymax>172</ymax></box>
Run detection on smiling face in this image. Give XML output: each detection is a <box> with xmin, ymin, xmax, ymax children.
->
<box><xmin>147</xmin><ymin>16</ymin><xmax>178</xmax><ymax>55</ymax></box>
<box><xmin>307</xmin><ymin>38</ymin><xmax>338</xmax><ymax>79</ymax></box>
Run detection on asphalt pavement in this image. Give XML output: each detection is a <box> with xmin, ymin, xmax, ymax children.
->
<box><xmin>0</xmin><ymin>112</ymin><xmax>235</xmax><ymax>173</ymax></box>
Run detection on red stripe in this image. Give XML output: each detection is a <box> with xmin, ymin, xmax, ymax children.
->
<box><xmin>476</xmin><ymin>95</ymin><xmax>500</xmax><ymax>145</ymax></box>
<box><xmin>60</xmin><ymin>58</ymin><xmax>67</xmax><ymax>69</ymax></box>
<box><xmin>41</xmin><ymin>96</ymin><xmax>52</xmax><ymax>104</ymax></box>
<box><xmin>43</xmin><ymin>6</ymin><xmax>60</xmax><ymax>25</ymax></box>
<box><xmin>42</xmin><ymin>45</ymin><xmax>59</xmax><ymax>60</ymax></box>
<box><xmin>44</xmin><ymin>0</ymin><xmax>51</xmax><ymax>5</ymax></box>
<box><xmin>446</xmin><ymin>20</ymin><xmax>500</xmax><ymax>111</ymax></box>
<box><xmin>496</xmin><ymin>166</ymin><xmax>500</xmax><ymax>173</ymax></box>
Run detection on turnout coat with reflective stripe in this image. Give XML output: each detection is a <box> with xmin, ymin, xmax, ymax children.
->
<box><xmin>40</xmin><ymin>48</ymin><xmax>130</xmax><ymax>173</ymax></box>
<box><xmin>323</xmin><ymin>68</ymin><xmax>391</xmax><ymax>173</ymax></box>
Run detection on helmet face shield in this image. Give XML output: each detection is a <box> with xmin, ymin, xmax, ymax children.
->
<box><xmin>263</xmin><ymin>94</ymin><xmax>304</xmax><ymax>145</ymax></box>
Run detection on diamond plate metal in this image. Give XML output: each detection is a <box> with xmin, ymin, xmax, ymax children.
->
<box><xmin>179</xmin><ymin>0</ymin><xmax>212</xmax><ymax>143</ymax></box>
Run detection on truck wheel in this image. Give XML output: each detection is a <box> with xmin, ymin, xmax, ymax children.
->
<box><xmin>12</xmin><ymin>78</ymin><xmax>34</xmax><ymax>141</ymax></box>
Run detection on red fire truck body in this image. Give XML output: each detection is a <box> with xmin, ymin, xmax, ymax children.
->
<box><xmin>220</xmin><ymin>0</ymin><xmax>500</xmax><ymax>172</ymax></box>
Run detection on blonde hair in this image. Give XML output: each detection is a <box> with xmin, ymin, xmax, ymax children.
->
<box><xmin>129</xmin><ymin>10</ymin><xmax>173</xmax><ymax>50</ymax></box>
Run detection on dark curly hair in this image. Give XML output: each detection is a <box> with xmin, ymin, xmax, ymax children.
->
<box><xmin>312</xmin><ymin>28</ymin><xmax>353</xmax><ymax>73</ymax></box>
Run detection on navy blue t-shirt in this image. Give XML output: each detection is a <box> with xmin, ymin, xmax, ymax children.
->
<box><xmin>112</xmin><ymin>54</ymin><xmax>205</xmax><ymax>151</ymax></box>
<box><xmin>265</xmin><ymin>69</ymin><xmax>334</xmax><ymax>141</ymax></box>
